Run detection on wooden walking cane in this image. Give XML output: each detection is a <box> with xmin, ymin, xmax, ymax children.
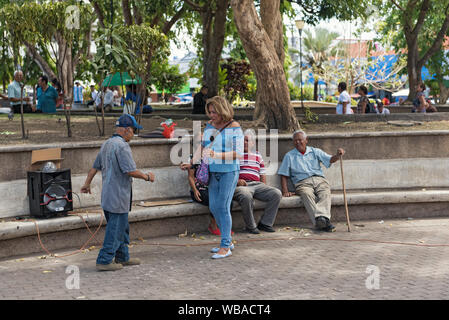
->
<box><xmin>339</xmin><ymin>154</ymin><xmax>351</xmax><ymax>232</ymax></box>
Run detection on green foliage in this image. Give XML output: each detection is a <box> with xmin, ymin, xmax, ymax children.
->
<box><xmin>288</xmin><ymin>81</ymin><xmax>313</xmax><ymax>100</ymax></box>
<box><xmin>218</xmin><ymin>64</ymin><xmax>228</xmax><ymax>94</ymax></box>
<box><xmin>22</xmin><ymin>53</ymin><xmax>41</xmax><ymax>87</ymax></box>
<box><xmin>89</xmin><ymin>24</ymin><xmax>134</xmax><ymax>82</ymax></box>
<box><xmin>286</xmin><ymin>0</ymin><xmax>370</xmax><ymax>25</ymax></box>
<box><xmin>150</xmin><ymin>62</ymin><xmax>188</xmax><ymax>94</ymax></box>
<box><xmin>241</xmin><ymin>71</ymin><xmax>257</xmax><ymax>101</ymax></box>
<box><xmin>325</xmin><ymin>95</ymin><xmax>338</xmax><ymax>103</ymax></box>
<box><xmin>116</xmin><ymin>23</ymin><xmax>169</xmax><ymax>80</ymax></box>
<box><xmin>0</xmin><ymin>1</ymin><xmax>93</xmax><ymax>46</ymax></box>
<box><xmin>288</xmin><ymin>81</ymin><xmax>302</xmax><ymax>100</ymax></box>
<box><xmin>0</xmin><ymin>27</ymin><xmax>13</xmax><ymax>90</ymax></box>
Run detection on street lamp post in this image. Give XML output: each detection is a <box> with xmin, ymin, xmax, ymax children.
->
<box><xmin>295</xmin><ymin>20</ymin><xmax>305</xmax><ymax>111</ymax></box>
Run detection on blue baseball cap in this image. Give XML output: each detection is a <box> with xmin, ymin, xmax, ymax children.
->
<box><xmin>116</xmin><ymin>114</ymin><xmax>143</xmax><ymax>130</ymax></box>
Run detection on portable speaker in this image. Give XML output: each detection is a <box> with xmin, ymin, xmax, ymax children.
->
<box><xmin>27</xmin><ymin>169</ymin><xmax>73</xmax><ymax>218</ymax></box>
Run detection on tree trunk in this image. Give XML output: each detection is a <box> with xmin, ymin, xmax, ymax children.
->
<box><xmin>201</xmin><ymin>0</ymin><xmax>228</xmax><ymax>97</ymax></box>
<box><xmin>24</xmin><ymin>42</ymin><xmax>57</xmax><ymax>80</ymax></box>
<box><xmin>400</xmin><ymin>1</ymin><xmax>449</xmax><ymax>102</ymax></box>
<box><xmin>231</xmin><ymin>0</ymin><xmax>299</xmax><ymax>131</ymax></box>
<box><xmin>122</xmin><ymin>0</ymin><xmax>133</xmax><ymax>26</ymax></box>
<box><xmin>260</xmin><ymin>0</ymin><xmax>284</xmax><ymax>64</ymax></box>
<box><xmin>56</xmin><ymin>34</ymin><xmax>74</xmax><ymax>137</ymax></box>
<box><xmin>438</xmin><ymin>81</ymin><xmax>449</xmax><ymax>104</ymax></box>
<box><xmin>313</xmin><ymin>79</ymin><xmax>318</xmax><ymax>101</ymax></box>
<box><xmin>89</xmin><ymin>0</ymin><xmax>105</xmax><ymax>28</ymax></box>
<box><xmin>255</xmin><ymin>0</ymin><xmax>285</xmax><ymax>120</ymax></box>
<box><xmin>406</xmin><ymin>44</ymin><xmax>422</xmax><ymax>102</ymax></box>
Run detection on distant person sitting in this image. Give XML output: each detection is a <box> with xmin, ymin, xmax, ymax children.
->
<box><xmin>102</xmin><ymin>87</ymin><xmax>114</xmax><ymax>112</ymax></box>
<box><xmin>426</xmin><ymin>99</ymin><xmax>438</xmax><ymax>113</ymax></box>
<box><xmin>73</xmin><ymin>81</ymin><xmax>83</xmax><ymax>104</ymax></box>
<box><xmin>233</xmin><ymin>133</ymin><xmax>282</xmax><ymax>234</ymax></box>
<box><xmin>376</xmin><ymin>100</ymin><xmax>390</xmax><ymax>114</ymax></box>
<box><xmin>412</xmin><ymin>83</ymin><xmax>427</xmax><ymax>113</ymax></box>
<box><xmin>36</xmin><ymin>75</ymin><xmax>58</xmax><ymax>113</ymax></box>
<box><xmin>87</xmin><ymin>85</ymin><xmax>97</xmax><ymax>106</ymax></box>
<box><xmin>192</xmin><ymin>86</ymin><xmax>208</xmax><ymax>114</ymax></box>
<box><xmin>51</xmin><ymin>79</ymin><xmax>64</xmax><ymax>109</ymax></box>
<box><xmin>356</xmin><ymin>85</ymin><xmax>370</xmax><ymax>114</ymax></box>
<box><xmin>113</xmin><ymin>86</ymin><xmax>122</xmax><ymax>107</ymax></box>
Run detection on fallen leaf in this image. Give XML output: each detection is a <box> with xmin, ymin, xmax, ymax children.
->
<box><xmin>304</xmin><ymin>233</ymin><xmax>311</xmax><ymax>237</ymax></box>
<box><xmin>39</xmin><ymin>256</ymin><xmax>47</xmax><ymax>259</ymax></box>
<box><xmin>178</xmin><ymin>230</ymin><xmax>188</xmax><ymax>238</ymax></box>
<box><xmin>199</xmin><ymin>236</ymin><xmax>205</xmax><ymax>240</ymax></box>
<box><xmin>42</xmin><ymin>270</ymin><xmax>52</xmax><ymax>273</ymax></box>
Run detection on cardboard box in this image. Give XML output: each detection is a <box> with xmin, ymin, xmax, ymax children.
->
<box><xmin>29</xmin><ymin>148</ymin><xmax>64</xmax><ymax>171</ymax></box>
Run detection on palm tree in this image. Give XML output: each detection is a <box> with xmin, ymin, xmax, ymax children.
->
<box><xmin>290</xmin><ymin>27</ymin><xmax>341</xmax><ymax>101</ymax></box>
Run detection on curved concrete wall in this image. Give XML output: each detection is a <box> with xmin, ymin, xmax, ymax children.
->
<box><xmin>1</xmin><ymin>158</ymin><xmax>449</xmax><ymax>219</ymax></box>
<box><xmin>2</xmin><ymin>131</ymin><xmax>449</xmax><ymax>182</ymax></box>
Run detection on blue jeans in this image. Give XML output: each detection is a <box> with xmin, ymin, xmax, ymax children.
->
<box><xmin>208</xmin><ymin>171</ymin><xmax>239</xmax><ymax>248</ymax></box>
<box><xmin>96</xmin><ymin>211</ymin><xmax>130</xmax><ymax>265</ymax></box>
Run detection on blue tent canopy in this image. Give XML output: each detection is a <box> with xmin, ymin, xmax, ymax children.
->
<box><xmin>365</xmin><ymin>54</ymin><xmax>434</xmax><ymax>83</ymax></box>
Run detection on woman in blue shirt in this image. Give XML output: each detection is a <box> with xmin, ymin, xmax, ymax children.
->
<box><xmin>200</xmin><ymin>96</ymin><xmax>243</xmax><ymax>259</ymax></box>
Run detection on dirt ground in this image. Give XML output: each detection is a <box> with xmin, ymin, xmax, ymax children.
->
<box><xmin>1</xmin><ymin>113</ymin><xmax>449</xmax><ymax>145</ymax></box>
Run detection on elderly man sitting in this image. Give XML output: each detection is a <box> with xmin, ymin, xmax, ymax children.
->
<box><xmin>278</xmin><ymin>130</ymin><xmax>345</xmax><ymax>232</ymax></box>
<box><xmin>233</xmin><ymin>133</ymin><xmax>282</xmax><ymax>234</ymax></box>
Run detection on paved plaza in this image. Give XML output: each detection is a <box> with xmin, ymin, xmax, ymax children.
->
<box><xmin>1</xmin><ymin>217</ymin><xmax>449</xmax><ymax>301</ymax></box>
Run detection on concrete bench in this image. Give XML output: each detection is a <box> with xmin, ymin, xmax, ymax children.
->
<box><xmin>1</xmin><ymin>158</ymin><xmax>449</xmax><ymax>258</ymax></box>
<box><xmin>2</xmin><ymin>157</ymin><xmax>449</xmax><ymax>219</ymax></box>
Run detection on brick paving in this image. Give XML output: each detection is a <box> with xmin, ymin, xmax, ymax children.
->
<box><xmin>2</xmin><ymin>217</ymin><xmax>449</xmax><ymax>300</ymax></box>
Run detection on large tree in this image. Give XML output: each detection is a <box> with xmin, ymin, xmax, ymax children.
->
<box><xmin>231</xmin><ymin>0</ymin><xmax>299</xmax><ymax>131</ymax></box>
<box><xmin>90</xmin><ymin>0</ymin><xmax>187</xmax><ymax>105</ymax></box>
<box><xmin>184</xmin><ymin>0</ymin><xmax>229</xmax><ymax>97</ymax></box>
<box><xmin>378</xmin><ymin>0</ymin><xmax>449</xmax><ymax>101</ymax></box>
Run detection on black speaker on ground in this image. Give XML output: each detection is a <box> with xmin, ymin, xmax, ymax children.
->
<box><xmin>27</xmin><ymin>169</ymin><xmax>73</xmax><ymax>218</ymax></box>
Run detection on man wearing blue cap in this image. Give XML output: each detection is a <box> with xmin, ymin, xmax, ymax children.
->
<box><xmin>81</xmin><ymin>114</ymin><xmax>155</xmax><ymax>271</ymax></box>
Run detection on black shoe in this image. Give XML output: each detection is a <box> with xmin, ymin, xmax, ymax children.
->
<box><xmin>257</xmin><ymin>223</ymin><xmax>275</xmax><ymax>232</ymax></box>
<box><xmin>315</xmin><ymin>216</ymin><xmax>327</xmax><ymax>230</ymax></box>
<box><xmin>244</xmin><ymin>227</ymin><xmax>260</xmax><ymax>234</ymax></box>
<box><xmin>323</xmin><ymin>223</ymin><xmax>336</xmax><ymax>232</ymax></box>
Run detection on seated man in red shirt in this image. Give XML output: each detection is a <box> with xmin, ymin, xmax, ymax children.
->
<box><xmin>233</xmin><ymin>134</ymin><xmax>282</xmax><ymax>234</ymax></box>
